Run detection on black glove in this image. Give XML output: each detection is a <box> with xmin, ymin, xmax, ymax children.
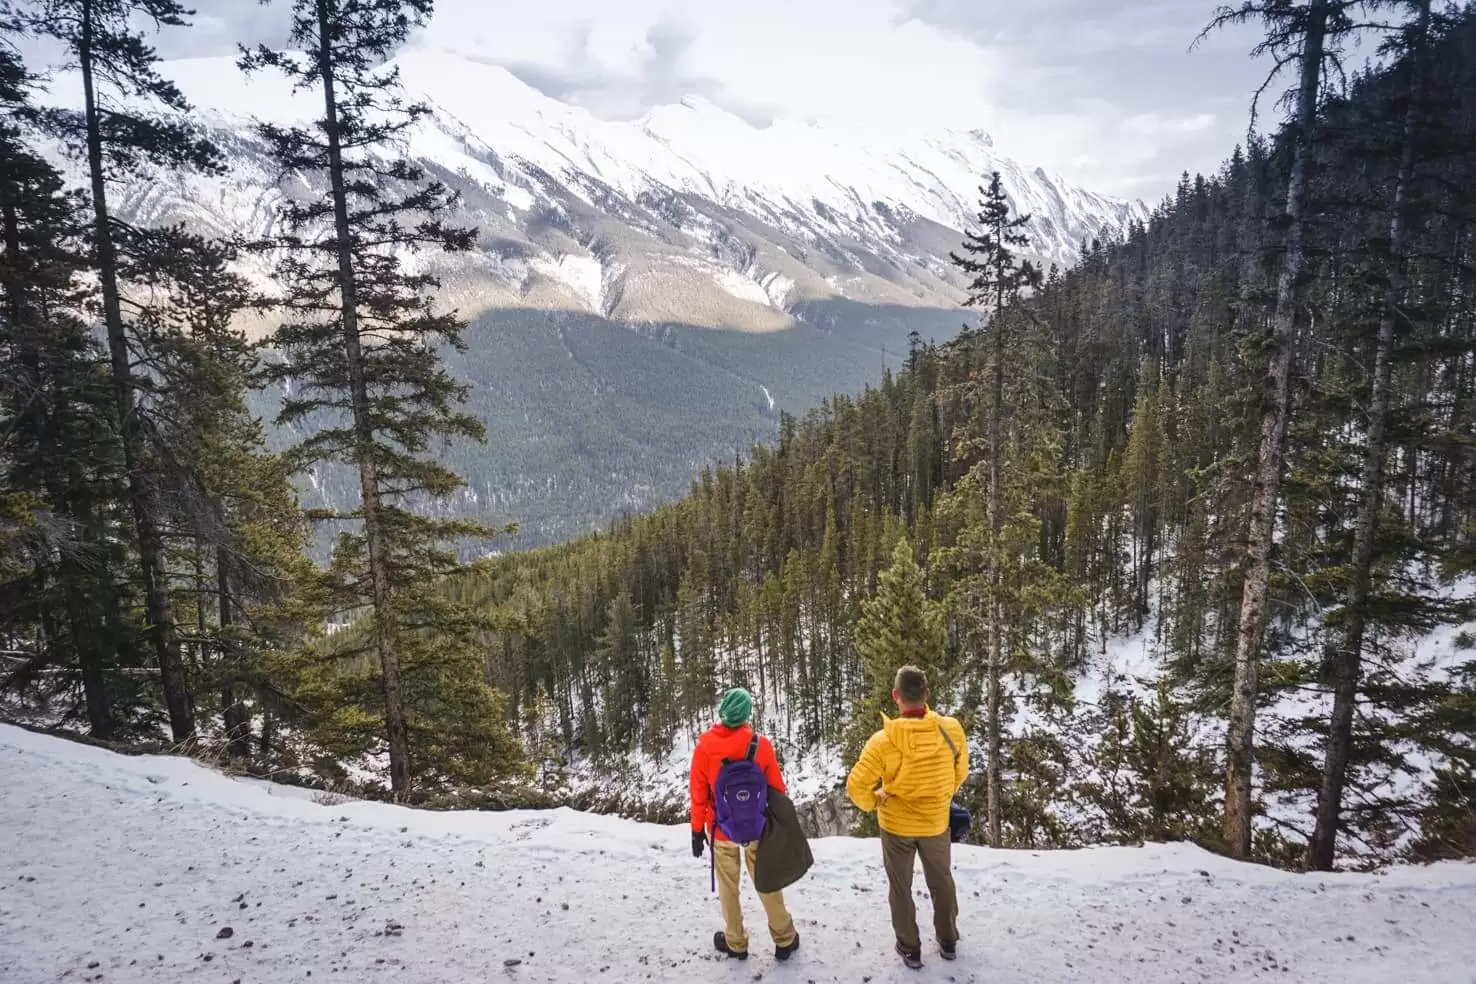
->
<box><xmin>692</xmin><ymin>830</ymin><xmax>707</xmax><ymax>858</ymax></box>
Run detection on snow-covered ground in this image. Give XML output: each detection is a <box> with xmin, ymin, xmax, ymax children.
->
<box><xmin>3</xmin><ymin>725</ymin><xmax>1475</xmax><ymax>984</ymax></box>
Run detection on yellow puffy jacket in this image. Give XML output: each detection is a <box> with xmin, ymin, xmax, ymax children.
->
<box><xmin>846</xmin><ymin>710</ymin><xmax>968</xmax><ymax>838</ymax></box>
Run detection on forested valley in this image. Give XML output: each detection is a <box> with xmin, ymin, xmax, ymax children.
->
<box><xmin>462</xmin><ymin>2</ymin><xmax>1476</xmax><ymax>867</ymax></box>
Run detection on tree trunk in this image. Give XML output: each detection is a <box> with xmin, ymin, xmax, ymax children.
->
<box><xmin>986</xmin><ymin>592</ymin><xmax>1003</xmax><ymax>848</ymax></box>
<box><xmin>986</xmin><ymin>253</ymin><xmax>1006</xmax><ymax>850</ymax></box>
<box><xmin>1137</xmin><ymin>514</ymin><xmax>1155</xmax><ymax>626</ymax></box>
<box><xmin>192</xmin><ymin>548</ymin><xmax>209</xmax><ymax>674</ymax></box>
<box><xmin>1224</xmin><ymin>0</ymin><xmax>1328</xmax><ymax>859</ymax></box>
<box><xmin>259</xmin><ymin>709</ymin><xmax>274</xmax><ymax>760</ymax></box>
<box><xmin>1308</xmin><ymin>0</ymin><xmax>1430</xmax><ymax>873</ymax></box>
<box><xmin>218</xmin><ymin>552</ymin><xmax>252</xmax><ymax>759</ymax></box>
<box><xmin>314</xmin><ymin>0</ymin><xmax>411</xmax><ymax>797</ymax></box>
<box><xmin>78</xmin><ymin>0</ymin><xmax>195</xmax><ymax>743</ymax></box>
<box><xmin>67</xmin><ymin>521</ymin><xmax>113</xmax><ymax>735</ymax></box>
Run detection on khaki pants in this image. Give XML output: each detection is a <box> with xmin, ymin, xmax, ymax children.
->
<box><xmin>714</xmin><ymin>839</ymin><xmax>798</xmax><ymax>953</ymax></box>
<box><xmin>880</xmin><ymin>830</ymin><xmax>959</xmax><ymax>951</ymax></box>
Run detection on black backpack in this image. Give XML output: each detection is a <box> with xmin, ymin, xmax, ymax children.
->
<box><xmin>938</xmin><ymin>725</ymin><xmax>972</xmax><ymax>844</ymax></box>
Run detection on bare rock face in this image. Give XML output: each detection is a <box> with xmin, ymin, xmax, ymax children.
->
<box><xmin>796</xmin><ymin>787</ymin><xmax>861</xmax><ymax>838</ymax></box>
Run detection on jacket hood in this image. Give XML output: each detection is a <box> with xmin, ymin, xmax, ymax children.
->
<box><xmin>881</xmin><ymin>708</ymin><xmax>944</xmax><ymax>744</ymax></box>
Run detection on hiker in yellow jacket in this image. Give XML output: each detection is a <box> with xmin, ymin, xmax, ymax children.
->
<box><xmin>846</xmin><ymin>665</ymin><xmax>968</xmax><ymax>970</ymax></box>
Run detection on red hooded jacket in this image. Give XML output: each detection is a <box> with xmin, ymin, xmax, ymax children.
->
<box><xmin>689</xmin><ymin>722</ymin><xmax>786</xmax><ymax>842</ymax></box>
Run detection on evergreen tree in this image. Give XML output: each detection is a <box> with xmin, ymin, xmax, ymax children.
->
<box><xmin>240</xmin><ymin>0</ymin><xmax>518</xmax><ymax>796</ymax></box>
<box><xmin>1119</xmin><ymin>363</ymin><xmax>1167</xmax><ymax>627</ymax></box>
<box><xmin>119</xmin><ymin>226</ymin><xmax>314</xmax><ymax>760</ymax></box>
<box><xmin>942</xmin><ymin>171</ymin><xmax>1043</xmax><ymax>847</ymax></box>
<box><xmin>1201</xmin><ymin>0</ymin><xmax>1354</xmax><ymax>858</ymax></box>
<box><xmin>27</xmin><ymin>0</ymin><xmax>225</xmax><ymax>743</ymax></box>
<box><xmin>848</xmin><ymin>538</ymin><xmax>944</xmax><ymax>760</ymax></box>
<box><xmin>597</xmin><ymin>589</ymin><xmax>642</xmax><ymax>750</ymax></box>
<box><xmin>1308</xmin><ymin>0</ymin><xmax>1433</xmax><ymax>871</ymax></box>
<box><xmin>0</xmin><ymin>39</ymin><xmax>132</xmax><ymax>735</ymax></box>
<box><xmin>1081</xmin><ymin>683</ymin><xmax>1218</xmax><ymax>844</ymax></box>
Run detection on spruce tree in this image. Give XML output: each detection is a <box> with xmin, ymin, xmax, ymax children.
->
<box><xmin>1120</xmin><ymin>363</ymin><xmax>1166</xmax><ymax>628</ymax></box>
<box><xmin>120</xmin><ymin>227</ymin><xmax>313</xmax><ymax>760</ymax></box>
<box><xmin>240</xmin><ymin>0</ymin><xmax>516</xmax><ymax>796</ymax></box>
<box><xmin>597</xmin><ymin>589</ymin><xmax>642</xmax><ymax>750</ymax></box>
<box><xmin>1081</xmin><ymin>683</ymin><xmax>1218</xmax><ymax>844</ymax></box>
<box><xmin>0</xmin><ymin>39</ymin><xmax>130</xmax><ymax>734</ymax></box>
<box><xmin>1308</xmin><ymin>0</ymin><xmax>1436</xmax><ymax>872</ymax></box>
<box><xmin>848</xmin><ymin>537</ymin><xmax>944</xmax><ymax>759</ymax></box>
<box><xmin>944</xmin><ymin>171</ymin><xmax>1042</xmax><ymax>847</ymax></box>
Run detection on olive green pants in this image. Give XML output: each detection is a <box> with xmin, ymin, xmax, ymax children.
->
<box><xmin>714</xmin><ymin>839</ymin><xmax>798</xmax><ymax>953</ymax></box>
<box><xmin>880</xmin><ymin>830</ymin><xmax>959</xmax><ymax>951</ymax></box>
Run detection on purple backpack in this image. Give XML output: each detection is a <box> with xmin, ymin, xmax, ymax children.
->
<box><xmin>713</xmin><ymin>734</ymin><xmax>769</xmax><ymax>844</ymax></box>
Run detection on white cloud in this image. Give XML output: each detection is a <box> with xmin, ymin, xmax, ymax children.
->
<box><xmin>422</xmin><ymin>0</ymin><xmax>1003</xmax><ymax>131</ymax></box>
<box><xmin>415</xmin><ymin>0</ymin><xmax>1275</xmax><ymax>199</ymax></box>
<box><xmin>134</xmin><ymin>0</ymin><xmax>1286</xmax><ymax>201</ymax></box>
<box><xmin>1125</xmin><ymin>112</ymin><xmax>1218</xmax><ymax>135</ymax></box>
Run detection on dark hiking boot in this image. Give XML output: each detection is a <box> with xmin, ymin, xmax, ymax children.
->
<box><xmin>775</xmin><ymin>934</ymin><xmax>800</xmax><ymax>962</ymax></box>
<box><xmin>939</xmin><ymin>939</ymin><xmax>958</xmax><ymax>961</ymax></box>
<box><xmin>896</xmin><ymin>941</ymin><xmax>924</xmax><ymax>970</ymax></box>
<box><xmin>714</xmin><ymin>932</ymin><xmax>748</xmax><ymax>960</ymax></box>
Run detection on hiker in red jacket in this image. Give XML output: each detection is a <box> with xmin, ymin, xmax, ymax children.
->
<box><xmin>690</xmin><ymin>687</ymin><xmax>800</xmax><ymax>962</ymax></box>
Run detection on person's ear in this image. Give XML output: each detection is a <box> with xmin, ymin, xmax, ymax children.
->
<box><xmin>891</xmin><ymin>689</ymin><xmax>900</xmax><ymax>704</ymax></box>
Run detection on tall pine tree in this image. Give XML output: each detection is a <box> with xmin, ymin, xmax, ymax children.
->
<box><xmin>28</xmin><ymin>0</ymin><xmax>224</xmax><ymax>743</ymax></box>
<box><xmin>0</xmin><ymin>35</ymin><xmax>131</xmax><ymax>736</ymax></box>
<box><xmin>944</xmin><ymin>172</ymin><xmax>1043</xmax><ymax>847</ymax></box>
<box><xmin>1309</xmin><ymin>0</ymin><xmax>1436</xmax><ymax>871</ymax></box>
<box><xmin>240</xmin><ymin>0</ymin><xmax>519</xmax><ymax>796</ymax></box>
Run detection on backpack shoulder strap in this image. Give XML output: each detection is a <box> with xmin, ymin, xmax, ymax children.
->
<box><xmin>745</xmin><ymin>734</ymin><xmax>760</xmax><ymax>762</ymax></box>
<box><xmin>938</xmin><ymin>724</ymin><xmax>959</xmax><ymax>762</ymax></box>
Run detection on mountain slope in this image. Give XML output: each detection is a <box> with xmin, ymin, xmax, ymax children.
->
<box><xmin>4</xmin><ymin>724</ymin><xmax>1474</xmax><ymax>984</ymax></box>
<box><xmin>38</xmin><ymin>48</ymin><xmax>1147</xmax><ymax>544</ymax></box>
<box><xmin>100</xmin><ymin>46</ymin><xmax>1147</xmax><ymax>332</ymax></box>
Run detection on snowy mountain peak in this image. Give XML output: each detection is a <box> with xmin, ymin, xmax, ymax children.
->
<box><xmin>41</xmin><ymin>45</ymin><xmax>1150</xmax><ymax>332</ymax></box>
<box><xmin>673</xmin><ymin>93</ymin><xmax>736</xmax><ymax>117</ymax></box>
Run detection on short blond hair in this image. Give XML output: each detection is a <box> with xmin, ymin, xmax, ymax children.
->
<box><xmin>893</xmin><ymin>665</ymin><xmax>928</xmax><ymax>705</ymax></box>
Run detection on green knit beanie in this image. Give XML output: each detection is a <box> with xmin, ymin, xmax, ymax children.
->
<box><xmin>719</xmin><ymin>687</ymin><xmax>753</xmax><ymax>727</ymax></box>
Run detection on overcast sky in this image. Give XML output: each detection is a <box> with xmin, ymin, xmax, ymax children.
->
<box><xmin>151</xmin><ymin>0</ymin><xmax>1276</xmax><ymax>202</ymax></box>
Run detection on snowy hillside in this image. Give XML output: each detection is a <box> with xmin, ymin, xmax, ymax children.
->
<box><xmin>2</xmin><ymin>725</ymin><xmax>1473</xmax><ymax>984</ymax></box>
<box><xmin>41</xmin><ymin>45</ymin><xmax>1147</xmax><ymax>335</ymax></box>
<box><xmin>553</xmin><ymin>579</ymin><xmax>1476</xmax><ymax>860</ymax></box>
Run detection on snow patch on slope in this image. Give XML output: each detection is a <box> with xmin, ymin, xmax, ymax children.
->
<box><xmin>530</xmin><ymin>254</ymin><xmax>605</xmax><ymax>313</ymax></box>
<box><xmin>712</xmin><ymin>268</ymin><xmax>773</xmax><ymax>306</ymax></box>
